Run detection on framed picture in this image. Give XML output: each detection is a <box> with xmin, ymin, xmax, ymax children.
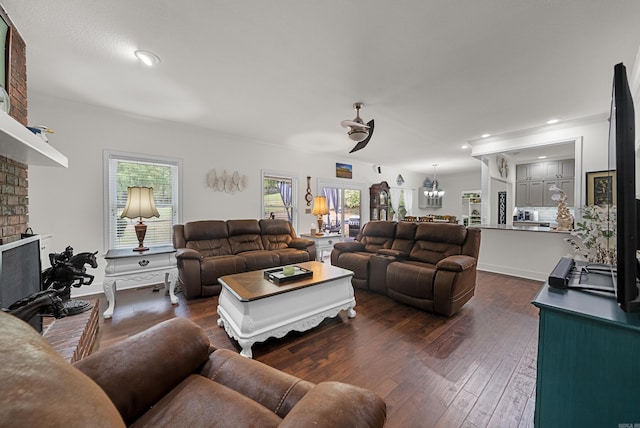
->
<box><xmin>335</xmin><ymin>163</ymin><xmax>352</xmax><ymax>179</ymax></box>
<box><xmin>586</xmin><ymin>170</ymin><xmax>616</xmax><ymax>206</ymax></box>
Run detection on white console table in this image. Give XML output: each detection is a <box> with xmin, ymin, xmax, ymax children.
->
<box><xmin>300</xmin><ymin>233</ymin><xmax>342</xmax><ymax>261</ymax></box>
<box><xmin>102</xmin><ymin>245</ymin><xmax>178</xmax><ymax>319</ymax></box>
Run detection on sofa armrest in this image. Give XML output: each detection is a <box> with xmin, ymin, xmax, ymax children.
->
<box><xmin>201</xmin><ymin>349</ymin><xmax>314</xmax><ymax>418</ymax></box>
<box><xmin>333</xmin><ymin>241</ymin><xmax>364</xmax><ymax>252</ymax></box>
<box><xmin>176</xmin><ymin>248</ymin><xmax>202</xmax><ymax>260</ymax></box>
<box><xmin>279</xmin><ymin>381</ymin><xmax>386</xmax><ymax>428</ymax></box>
<box><xmin>73</xmin><ymin>318</ymin><xmax>211</xmax><ymax>425</ymax></box>
<box><xmin>288</xmin><ymin>238</ymin><xmax>314</xmax><ymax>250</ymax></box>
<box><xmin>377</xmin><ymin>248</ymin><xmax>409</xmax><ymax>259</ymax></box>
<box><xmin>436</xmin><ymin>255</ymin><xmax>476</xmax><ymax>272</ymax></box>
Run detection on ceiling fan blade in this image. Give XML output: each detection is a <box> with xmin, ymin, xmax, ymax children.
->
<box><xmin>349</xmin><ymin>119</ymin><xmax>374</xmax><ymax>153</ymax></box>
<box><xmin>341</xmin><ymin>120</ymin><xmax>370</xmax><ymax>129</ymax></box>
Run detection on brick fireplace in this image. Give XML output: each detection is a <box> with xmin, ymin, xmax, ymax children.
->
<box><xmin>0</xmin><ymin>6</ymin><xmax>28</xmax><ymax>244</ymax></box>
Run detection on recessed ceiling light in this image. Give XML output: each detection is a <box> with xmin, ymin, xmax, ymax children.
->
<box><xmin>461</xmin><ymin>144</ymin><xmax>469</xmax><ymax>149</ymax></box>
<box><xmin>134</xmin><ymin>50</ymin><xmax>160</xmax><ymax>66</ymax></box>
<box><xmin>538</xmin><ymin>156</ymin><xmax>547</xmax><ymax>159</ymax></box>
<box><xmin>546</xmin><ymin>119</ymin><xmax>559</xmax><ymax>125</ymax></box>
<box><xmin>481</xmin><ymin>133</ymin><xmax>491</xmax><ymax>138</ymax></box>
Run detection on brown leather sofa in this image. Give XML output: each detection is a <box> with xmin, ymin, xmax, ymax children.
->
<box><xmin>331</xmin><ymin>221</ymin><xmax>481</xmax><ymax>317</ymax></box>
<box><xmin>173</xmin><ymin>219</ymin><xmax>316</xmax><ymax>298</ymax></box>
<box><xmin>0</xmin><ymin>312</ymin><xmax>386</xmax><ymax>427</ymax></box>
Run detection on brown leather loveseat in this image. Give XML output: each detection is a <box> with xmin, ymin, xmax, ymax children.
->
<box><xmin>331</xmin><ymin>221</ymin><xmax>481</xmax><ymax>316</ymax></box>
<box><xmin>0</xmin><ymin>312</ymin><xmax>386</xmax><ymax>427</ymax></box>
<box><xmin>173</xmin><ymin>219</ymin><xmax>316</xmax><ymax>298</ymax></box>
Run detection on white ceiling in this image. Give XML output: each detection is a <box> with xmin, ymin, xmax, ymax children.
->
<box><xmin>3</xmin><ymin>1</ymin><xmax>640</xmax><ymax>175</ymax></box>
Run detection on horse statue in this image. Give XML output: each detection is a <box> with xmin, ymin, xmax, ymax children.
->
<box><xmin>41</xmin><ymin>247</ymin><xmax>99</xmax><ymax>315</ymax></box>
<box><xmin>42</xmin><ymin>248</ymin><xmax>98</xmax><ymax>291</ymax></box>
<box><xmin>2</xmin><ymin>289</ymin><xmax>67</xmax><ymax>324</ymax></box>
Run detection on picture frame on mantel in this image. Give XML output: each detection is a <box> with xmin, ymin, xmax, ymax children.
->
<box><xmin>586</xmin><ymin>170</ymin><xmax>616</xmax><ymax>206</ymax></box>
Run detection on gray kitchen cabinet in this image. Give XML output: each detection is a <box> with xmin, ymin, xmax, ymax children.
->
<box><xmin>517</xmin><ymin>163</ymin><xmax>545</xmax><ymax>181</ymax></box>
<box><xmin>544</xmin><ymin>159</ymin><xmax>575</xmax><ymax>179</ymax></box>
<box><xmin>516</xmin><ymin>159</ymin><xmax>574</xmax><ymax>207</ymax></box>
<box><xmin>543</xmin><ymin>179</ymin><xmax>574</xmax><ymax>207</ymax></box>
<box><xmin>516</xmin><ymin>181</ymin><xmax>544</xmax><ymax>206</ymax></box>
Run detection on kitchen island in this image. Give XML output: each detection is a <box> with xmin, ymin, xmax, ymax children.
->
<box><xmin>477</xmin><ymin>224</ymin><xmax>571</xmax><ymax>281</ymax></box>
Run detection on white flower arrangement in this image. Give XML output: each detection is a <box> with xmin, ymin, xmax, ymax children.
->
<box><xmin>565</xmin><ymin>205</ymin><xmax>616</xmax><ymax>264</ymax></box>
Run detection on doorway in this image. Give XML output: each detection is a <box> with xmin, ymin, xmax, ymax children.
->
<box><xmin>317</xmin><ymin>179</ymin><xmax>366</xmax><ymax>239</ymax></box>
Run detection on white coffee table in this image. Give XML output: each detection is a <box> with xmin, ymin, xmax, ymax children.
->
<box><xmin>217</xmin><ymin>261</ymin><xmax>355</xmax><ymax>358</ymax></box>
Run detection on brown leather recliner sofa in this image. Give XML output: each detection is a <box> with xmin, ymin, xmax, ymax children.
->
<box><xmin>331</xmin><ymin>221</ymin><xmax>481</xmax><ymax>317</ymax></box>
<box><xmin>173</xmin><ymin>219</ymin><xmax>316</xmax><ymax>298</ymax></box>
<box><xmin>0</xmin><ymin>312</ymin><xmax>386</xmax><ymax>427</ymax></box>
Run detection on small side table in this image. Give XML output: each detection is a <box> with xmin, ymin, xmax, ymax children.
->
<box><xmin>103</xmin><ymin>245</ymin><xmax>178</xmax><ymax>319</ymax></box>
<box><xmin>300</xmin><ymin>233</ymin><xmax>343</xmax><ymax>261</ymax></box>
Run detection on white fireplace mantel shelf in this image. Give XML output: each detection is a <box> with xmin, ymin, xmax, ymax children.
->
<box><xmin>0</xmin><ymin>112</ymin><xmax>68</xmax><ymax>167</ymax></box>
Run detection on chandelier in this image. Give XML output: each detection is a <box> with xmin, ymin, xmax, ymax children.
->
<box><xmin>424</xmin><ymin>164</ymin><xmax>445</xmax><ymax>198</ymax></box>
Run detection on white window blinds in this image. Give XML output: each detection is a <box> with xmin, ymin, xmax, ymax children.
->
<box><xmin>105</xmin><ymin>151</ymin><xmax>181</xmax><ymax>250</ymax></box>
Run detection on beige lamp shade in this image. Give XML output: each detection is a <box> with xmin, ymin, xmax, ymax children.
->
<box><xmin>120</xmin><ymin>187</ymin><xmax>160</xmax><ymax>219</ymax></box>
<box><xmin>312</xmin><ymin>196</ymin><xmax>329</xmax><ymax>235</ymax></box>
<box><xmin>311</xmin><ymin>196</ymin><xmax>329</xmax><ymax>216</ymax></box>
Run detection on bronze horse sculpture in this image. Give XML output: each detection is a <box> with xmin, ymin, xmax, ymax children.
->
<box><xmin>2</xmin><ymin>289</ymin><xmax>67</xmax><ymax>322</ymax></box>
<box><xmin>42</xmin><ymin>249</ymin><xmax>99</xmax><ymax>292</ymax></box>
<box><xmin>1</xmin><ymin>247</ymin><xmax>99</xmax><ymax>325</ymax></box>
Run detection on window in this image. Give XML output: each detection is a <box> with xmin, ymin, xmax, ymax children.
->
<box><xmin>104</xmin><ymin>151</ymin><xmax>181</xmax><ymax>250</ymax></box>
<box><xmin>262</xmin><ymin>170</ymin><xmax>297</xmax><ymax>229</ymax></box>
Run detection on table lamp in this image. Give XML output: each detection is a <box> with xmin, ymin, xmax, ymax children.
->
<box><xmin>312</xmin><ymin>196</ymin><xmax>329</xmax><ymax>236</ymax></box>
<box><xmin>120</xmin><ymin>186</ymin><xmax>160</xmax><ymax>251</ymax></box>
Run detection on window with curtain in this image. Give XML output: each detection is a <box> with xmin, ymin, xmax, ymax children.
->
<box><xmin>104</xmin><ymin>151</ymin><xmax>181</xmax><ymax>250</ymax></box>
<box><xmin>262</xmin><ymin>171</ymin><xmax>297</xmax><ymax>229</ymax></box>
<box><xmin>390</xmin><ymin>189</ymin><xmax>407</xmax><ymax>220</ymax></box>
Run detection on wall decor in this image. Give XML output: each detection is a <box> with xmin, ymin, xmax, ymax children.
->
<box><xmin>336</xmin><ymin>163</ymin><xmax>352</xmax><ymax>179</ymax></box>
<box><xmin>206</xmin><ymin>169</ymin><xmax>247</xmax><ymax>193</ymax></box>
<box><xmin>586</xmin><ymin>170</ymin><xmax>616</xmax><ymax>205</ymax></box>
<box><xmin>497</xmin><ymin>155</ymin><xmax>509</xmax><ymax>178</ymax></box>
<box><xmin>498</xmin><ymin>191</ymin><xmax>507</xmax><ymax>224</ymax></box>
<box><xmin>305</xmin><ymin>176</ymin><xmax>313</xmax><ymax>206</ymax></box>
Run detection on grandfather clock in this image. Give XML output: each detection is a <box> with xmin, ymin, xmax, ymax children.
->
<box><xmin>370</xmin><ymin>181</ymin><xmax>390</xmax><ymax>221</ymax></box>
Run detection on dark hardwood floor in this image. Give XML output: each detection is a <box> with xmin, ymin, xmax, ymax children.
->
<box><xmin>94</xmin><ymin>271</ymin><xmax>542</xmax><ymax>428</ymax></box>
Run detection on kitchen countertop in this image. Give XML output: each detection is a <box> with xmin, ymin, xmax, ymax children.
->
<box><xmin>478</xmin><ymin>224</ymin><xmax>572</xmax><ymax>234</ymax></box>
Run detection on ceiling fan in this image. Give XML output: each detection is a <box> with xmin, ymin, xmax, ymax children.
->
<box><xmin>341</xmin><ymin>102</ymin><xmax>374</xmax><ymax>153</ymax></box>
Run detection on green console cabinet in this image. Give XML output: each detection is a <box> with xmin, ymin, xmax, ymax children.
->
<box><xmin>532</xmin><ymin>286</ymin><xmax>640</xmax><ymax>427</ymax></box>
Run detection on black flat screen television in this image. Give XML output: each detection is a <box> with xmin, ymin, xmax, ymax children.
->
<box><xmin>609</xmin><ymin>62</ymin><xmax>640</xmax><ymax>312</ymax></box>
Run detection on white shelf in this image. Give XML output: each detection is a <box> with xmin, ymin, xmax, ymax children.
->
<box><xmin>0</xmin><ymin>112</ymin><xmax>68</xmax><ymax>167</ymax></box>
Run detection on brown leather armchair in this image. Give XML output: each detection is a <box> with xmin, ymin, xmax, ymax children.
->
<box><xmin>0</xmin><ymin>312</ymin><xmax>386</xmax><ymax>427</ymax></box>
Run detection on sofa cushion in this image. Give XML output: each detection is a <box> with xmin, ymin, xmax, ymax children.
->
<box><xmin>391</xmin><ymin>221</ymin><xmax>417</xmax><ymax>255</ymax></box>
<box><xmin>130</xmin><ymin>375</ymin><xmax>282</xmax><ymax>428</ymax></box>
<box><xmin>386</xmin><ymin>261</ymin><xmax>436</xmax><ymax>300</ymax></box>
<box><xmin>184</xmin><ymin>220</ymin><xmax>229</xmax><ymax>241</ymax></box>
<box><xmin>332</xmin><ymin>252</ymin><xmax>371</xmax><ymax>285</ymax></box>
<box><xmin>262</xmin><ymin>232</ymin><xmax>294</xmax><ymax>250</ymax></box>
<box><xmin>238</xmin><ymin>250</ymin><xmax>280</xmax><ymax>271</ymax></box>
<box><xmin>410</xmin><ymin>223</ymin><xmax>467</xmax><ymax>264</ymax></box>
<box><xmin>360</xmin><ymin>221</ymin><xmax>396</xmax><ymax>253</ymax></box>
<box><xmin>272</xmin><ymin>248</ymin><xmax>310</xmax><ymax>265</ymax></box>
<box><xmin>184</xmin><ymin>220</ymin><xmax>233</xmax><ymax>257</ymax></box>
<box><xmin>260</xmin><ymin>218</ymin><xmax>294</xmax><ymax>236</ymax></box>
<box><xmin>228</xmin><ymin>220</ymin><xmax>265</xmax><ymax>254</ymax></box>
<box><xmin>200</xmin><ymin>255</ymin><xmax>247</xmax><ymax>285</ymax></box>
